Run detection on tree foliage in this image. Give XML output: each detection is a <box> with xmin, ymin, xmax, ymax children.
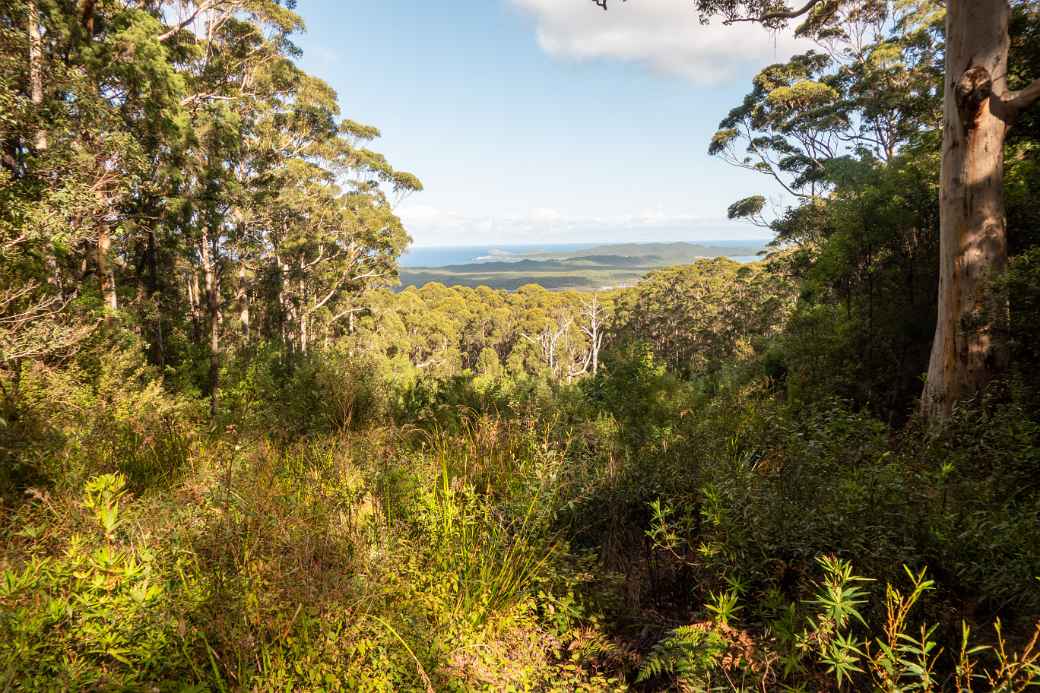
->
<box><xmin>0</xmin><ymin>0</ymin><xmax>420</xmax><ymax>412</ymax></box>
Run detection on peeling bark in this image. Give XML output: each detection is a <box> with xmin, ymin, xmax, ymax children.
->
<box><xmin>236</xmin><ymin>265</ymin><xmax>250</xmax><ymax>339</ymax></box>
<box><xmin>298</xmin><ymin>271</ymin><xmax>308</xmax><ymax>354</ymax></box>
<box><xmin>187</xmin><ymin>269</ymin><xmax>202</xmax><ymax>341</ymax></box>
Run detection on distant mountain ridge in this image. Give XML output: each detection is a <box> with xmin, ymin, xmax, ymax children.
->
<box><xmin>398</xmin><ymin>241</ymin><xmax>769</xmax><ymax>291</ymax></box>
<box><xmin>525</xmin><ymin>242</ymin><xmax>761</xmax><ymax>262</ymax></box>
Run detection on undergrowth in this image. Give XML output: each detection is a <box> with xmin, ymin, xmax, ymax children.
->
<box><xmin>1</xmin><ymin>342</ymin><xmax>1039</xmax><ymax>690</ymax></box>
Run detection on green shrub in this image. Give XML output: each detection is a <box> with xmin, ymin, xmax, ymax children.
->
<box><xmin>1</xmin><ymin>337</ymin><xmax>197</xmax><ymax>497</ymax></box>
<box><xmin>636</xmin><ymin>557</ymin><xmax>1040</xmax><ymax>691</ymax></box>
<box><xmin>222</xmin><ymin>343</ymin><xmax>387</xmax><ymax>436</ymax></box>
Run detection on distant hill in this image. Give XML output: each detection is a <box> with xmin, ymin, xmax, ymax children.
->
<box><xmin>526</xmin><ymin>242</ymin><xmax>764</xmax><ymax>263</ymax></box>
<box><xmin>399</xmin><ymin>241</ymin><xmax>768</xmax><ymax>291</ymax></box>
<box><xmin>434</xmin><ymin>259</ymin><xmax>570</xmax><ymax>273</ymax></box>
<box><xmin>564</xmin><ymin>254</ymin><xmax>663</xmax><ymax>267</ymax></box>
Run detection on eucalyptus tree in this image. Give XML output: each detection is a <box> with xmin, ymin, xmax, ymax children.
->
<box><xmin>611</xmin><ymin>260</ymin><xmax>793</xmax><ymax>377</ymax></box>
<box><xmin>456</xmin><ymin>286</ymin><xmax>514</xmax><ymax>368</ymax></box>
<box><xmin>521</xmin><ymin>313</ymin><xmax>575</xmax><ymax>380</ymax></box>
<box><xmin>580</xmin><ymin>293</ymin><xmax>608</xmax><ymax>375</ymax></box>
<box><xmin>266</xmin><ymin>121</ymin><xmax>418</xmax><ymax>354</ymax></box>
<box><xmin>1</xmin><ymin>0</ymin><xmax>190</xmax><ymax>384</ymax></box>
<box><xmin>708</xmin><ymin>3</ymin><xmax>941</xmax><ymax>232</ymax></box>
<box><xmin>597</xmin><ymin>0</ymin><xmax>1040</xmax><ymax>418</ymax></box>
<box><xmin>398</xmin><ymin>285</ymin><xmax>465</xmax><ymax>375</ymax></box>
<box><xmin>2</xmin><ymin>0</ymin><xmax>420</xmax><ymax>420</ymax></box>
<box><xmin>161</xmin><ymin>0</ymin><xmax>298</xmax><ymax>413</ymax></box>
<box><xmin>157</xmin><ymin>0</ymin><xmax>419</xmax><ymax>412</ymax></box>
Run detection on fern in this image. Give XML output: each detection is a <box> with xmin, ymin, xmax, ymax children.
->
<box><xmin>636</xmin><ymin>624</ymin><xmax>729</xmax><ymax>686</ymax></box>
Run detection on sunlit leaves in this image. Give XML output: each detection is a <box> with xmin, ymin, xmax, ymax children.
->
<box><xmin>727</xmin><ymin>194</ymin><xmax>768</xmax><ymax>227</ymax></box>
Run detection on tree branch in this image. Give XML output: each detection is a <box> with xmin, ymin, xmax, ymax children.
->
<box><xmin>594</xmin><ymin>0</ymin><xmax>827</xmax><ymax>24</ymax></box>
<box><xmin>1004</xmin><ymin>78</ymin><xmax>1040</xmax><ymax>121</ymax></box>
<box><xmin>157</xmin><ymin>0</ymin><xmax>221</xmax><ymax>43</ymax></box>
<box><xmin>725</xmin><ymin>0</ymin><xmax>826</xmax><ymax>25</ymax></box>
<box><xmin>329</xmin><ymin>306</ymin><xmax>366</xmax><ymax>324</ymax></box>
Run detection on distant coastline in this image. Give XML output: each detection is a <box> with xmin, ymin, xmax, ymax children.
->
<box><xmin>398</xmin><ymin>240</ymin><xmax>769</xmax><ymax>291</ymax></box>
<box><xmin>401</xmin><ymin>240</ymin><xmax>767</xmax><ymax>267</ymax></box>
<box><xmin>401</xmin><ymin>243</ymin><xmax>596</xmax><ymax>268</ymax></box>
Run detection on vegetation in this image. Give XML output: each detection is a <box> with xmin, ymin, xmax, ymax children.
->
<box><xmin>602</xmin><ymin>0</ymin><xmax>1040</xmax><ymax>417</ymax></box>
<box><xmin>3</xmin><ymin>0</ymin><xmax>1040</xmax><ymax>690</ymax></box>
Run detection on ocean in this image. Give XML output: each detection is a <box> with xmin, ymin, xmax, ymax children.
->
<box><xmin>400</xmin><ymin>240</ymin><xmax>766</xmax><ymax>268</ymax></box>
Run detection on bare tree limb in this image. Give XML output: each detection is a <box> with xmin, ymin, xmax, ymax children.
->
<box><xmin>158</xmin><ymin>1</ymin><xmax>217</xmax><ymax>42</ymax></box>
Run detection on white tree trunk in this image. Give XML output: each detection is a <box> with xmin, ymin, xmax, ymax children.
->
<box><xmin>97</xmin><ymin>225</ymin><xmax>117</xmax><ymax>313</ymax></box>
<box><xmin>237</xmin><ymin>265</ymin><xmax>250</xmax><ymax>339</ymax></box>
<box><xmin>27</xmin><ymin>0</ymin><xmax>46</xmax><ymax>151</ymax></box>
<box><xmin>200</xmin><ymin>230</ymin><xmax>220</xmax><ymax>417</ymax></box>
<box><xmin>923</xmin><ymin>0</ymin><xmax>1012</xmax><ymax>418</ymax></box>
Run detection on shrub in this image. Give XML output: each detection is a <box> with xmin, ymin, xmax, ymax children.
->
<box><xmin>1</xmin><ymin>337</ymin><xmax>197</xmax><ymax>497</ymax></box>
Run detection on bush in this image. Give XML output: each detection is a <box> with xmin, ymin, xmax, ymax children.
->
<box><xmin>635</xmin><ymin>556</ymin><xmax>1040</xmax><ymax>691</ymax></box>
<box><xmin>222</xmin><ymin>343</ymin><xmax>387</xmax><ymax>436</ymax></box>
<box><xmin>0</xmin><ymin>335</ymin><xmax>197</xmax><ymax>497</ymax></box>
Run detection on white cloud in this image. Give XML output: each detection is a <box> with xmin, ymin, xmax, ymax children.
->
<box><xmin>512</xmin><ymin>0</ymin><xmax>810</xmax><ymax>84</ymax></box>
<box><xmin>529</xmin><ymin>207</ymin><xmax>563</xmax><ymax>222</ymax></box>
<box><xmin>400</xmin><ymin>207</ymin><xmax>772</xmax><ymax>246</ymax></box>
<box><xmin>397</xmin><ymin>204</ymin><xmax>446</xmax><ymax>224</ymax></box>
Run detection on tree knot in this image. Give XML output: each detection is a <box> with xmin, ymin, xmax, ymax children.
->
<box><xmin>955</xmin><ymin>65</ymin><xmax>993</xmax><ymax>128</ymax></box>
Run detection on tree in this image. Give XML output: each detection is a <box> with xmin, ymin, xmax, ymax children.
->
<box><xmin>522</xmin><ymin>314</ymin><xmax>566</xmax><ymax>379</ymax></box>
<box><xmin>612</xmin><ymin>259</ymin><xmax>793</xmax><ymax>378</ymax></box>
<box><xmin>597</xmin><ymin>0</ymin><xmax>1040</xmax><ymax>418</ymax></box>
<box><xmin>710</xmin><ymin>5</ymin><xmax>942</xmax><ymax>223</ymax></box>
<box><xmin>922</xmin><ymin>0</ymin><xmax>1040</xmax><ymax>417</ymax></box>
<box><xmin>0</xmin><ymin>0</ymin><xmax>419</xmax><ymax>419</ymax></box>
<box><xmin>580</xmin><ymin>293</ymin><xmax>607</xmax><ymax>375</ymax></box>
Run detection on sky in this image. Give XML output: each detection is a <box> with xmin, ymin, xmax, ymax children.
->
<box><xmin>293</xmin><ymin>0</ymin><xmax>809</xmax><ymax>246</ymax></box>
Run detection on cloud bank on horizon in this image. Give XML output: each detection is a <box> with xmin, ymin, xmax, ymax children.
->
<box><xmin>397</xmin><ymin>205</ymin><xmax>773</xmax><ymax>246</ymax></box>
<box><xmin>512</xmin><ymin>0</ymin><xmax>808</xmax><ymax>84</ymax></box>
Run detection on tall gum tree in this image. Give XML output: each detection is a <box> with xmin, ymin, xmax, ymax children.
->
<box><xmin>596</xmin><ymin>0</ymin><xmax>1040</xmax><ymax>418</ymax></box>
<box><xmin>925</xmin><ymin>0</ymin><xmax>1039</xmax><ymax>418</ymax></box>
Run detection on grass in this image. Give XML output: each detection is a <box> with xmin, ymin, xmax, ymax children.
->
<box><xmin>0</xmin><ymin>413</ymin><xmax>625</xmax><ymax>690</ymax></box>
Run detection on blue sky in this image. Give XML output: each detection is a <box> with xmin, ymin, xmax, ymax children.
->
<box><xmin>293</xmin><ymin>0</ymin><xmax>806</xmax><ymax>246</ymax></box>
